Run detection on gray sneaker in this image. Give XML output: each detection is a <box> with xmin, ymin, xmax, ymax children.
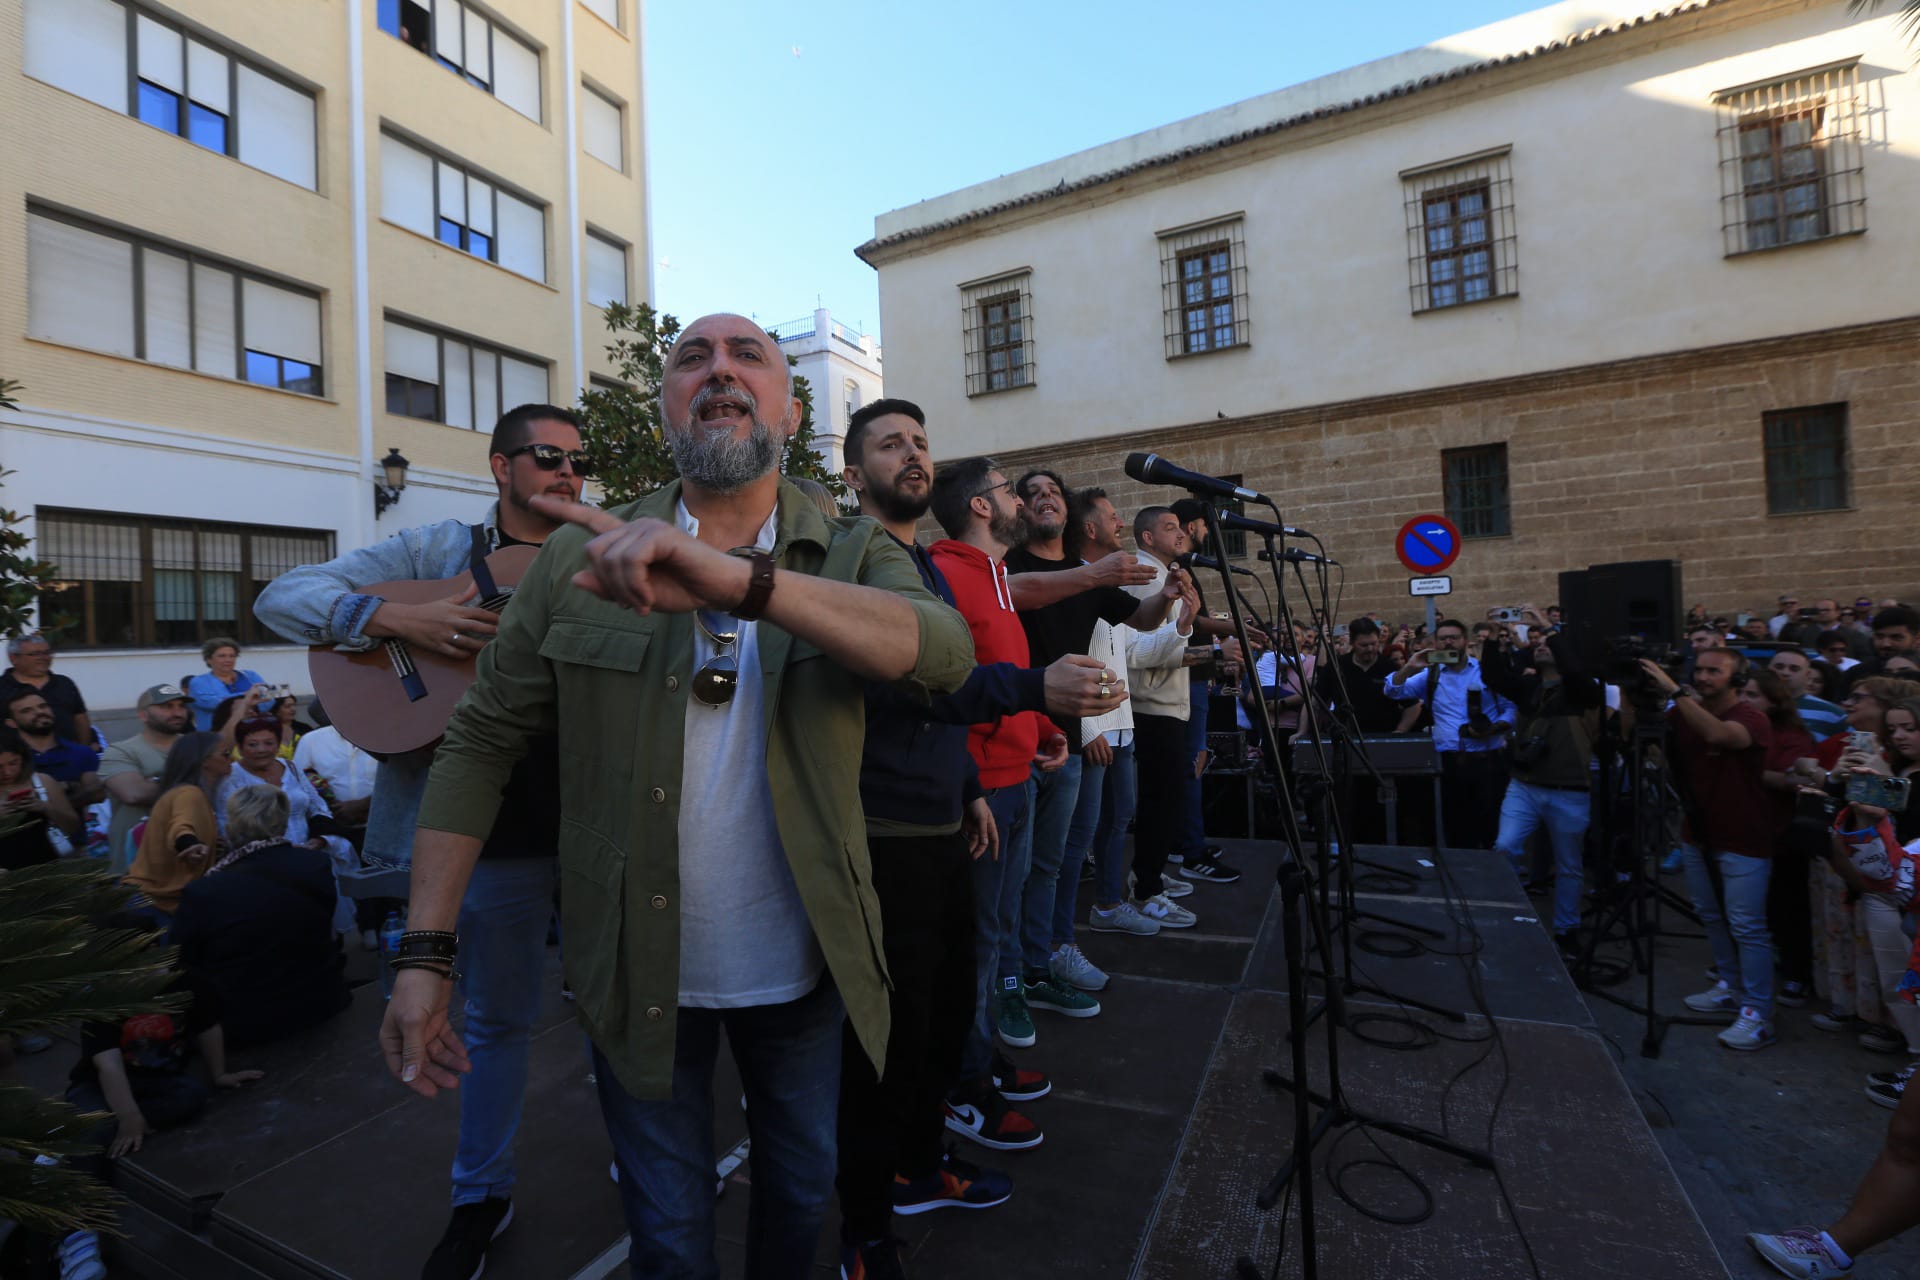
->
<box><xmin>1049</xmin><ymin>943</ymin><xmax>1109</xmax><ymax>992</ymax></box>
<box><xmin>1089</xmin><ymin>901</ymin><xmax>1160</xmax><ymax>936</ymax></box>
<box><xmin>1134</xmin><ymin>893</ymin><xmax>1197</xmax><ymax>929</ymax></box>
<box><xmin>1717</xmin><ymin>1006</ymin><xmax>1778</xmax><ymax>1051</ymax></box>
<box><xmin>1683</xmin><ymin>981</ymin><xmax>1739</xmax><ymax>1017</ymax></box>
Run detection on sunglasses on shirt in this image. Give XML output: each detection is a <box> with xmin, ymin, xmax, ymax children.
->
<box><xmin>504</xmin><ymin>443</ymin><xmax>595</xmax><ymax>478</ymax></box>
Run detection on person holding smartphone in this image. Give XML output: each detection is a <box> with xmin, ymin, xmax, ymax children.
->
<box><xmin>0</xmin><ymin>729</ymin><xmax>81</xmax><ymax>869</ymax></box>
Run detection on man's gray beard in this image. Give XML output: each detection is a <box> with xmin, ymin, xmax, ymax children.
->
<box><xmin>1028</xmin><ymin>516</ymin><xmax>1063</xmax><ymax>541</ymax></box>
<box><xmin>670</xmin><ymin>417</ymin><xmax>781</xmax><ymax>493</ymax></box>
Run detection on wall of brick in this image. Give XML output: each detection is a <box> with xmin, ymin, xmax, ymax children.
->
<box><xmin>972</xmin><ymin>317</ymin><xmax>1920</xmax><ymax>628</ymax></box>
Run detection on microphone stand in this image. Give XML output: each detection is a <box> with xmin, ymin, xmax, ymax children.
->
<box><xmin>1183</xmin><ymin>502</ymin><xmax>1489</xmax><ymax>1280</ymax></box>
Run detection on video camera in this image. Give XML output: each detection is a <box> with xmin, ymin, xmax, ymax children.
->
<box><xmin>1602</xmin><ymin>636</ymin><xmax>1683</xmax><ymax>689</ymax></box>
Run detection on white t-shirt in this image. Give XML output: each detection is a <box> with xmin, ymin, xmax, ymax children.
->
<box><xmin>293</xmin><ymin>727</ymin><xmax>377</xmax><ymax>803</ymax></box>
<box><xmin>673</xmin><ymin>501</ymin><xmax>823</xmax><ymax>1008</ymax></box>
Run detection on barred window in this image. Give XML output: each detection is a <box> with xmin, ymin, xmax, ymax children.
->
<box><xmin>1215</xmin><ymin>476</ymin><xmax>1247</xmax><ymax>559</ymax></box>
<box><xmin>1158</xmin><ymin>217</ymin><xmax>1248</xmax><ymax>357</ymax></box>
<box><xmin>36</xmin><ymin>509</ymin><xmax>332</xmax><ymax>650</ymax></box>
<box><xmin>1764</xmin><ymin>404</ymin><xmax>1848</xmax><ymax>515</ymax></box>
<box><xmin>1442</xmin><ymin>444</ymin><xmax>1511</xmax><ymax>539</ymax></box>
<box><xmin>961</xmin><ymin>272</ymin><xmax>1033</xmax><ymax>396</ymax></box>
<box><xmin>1715</xmin><ymin>63</ymin><xmax>1864</xmax><ymax>256</ymax></box>
<box><xmin>1402</xmin><ymin>149</ymin><xmax>1517</xmax><ymax>314</ymax></box>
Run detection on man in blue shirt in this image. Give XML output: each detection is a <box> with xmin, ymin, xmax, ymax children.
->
<box><xmin>4</xmin><ymin>688</ymin><xmax>102</xmax><ymax>806</ymax></box>
<box><xmin>1768</xmin><ymin>649</ymin><xmax>1846</xmax><ymax>741</ymax></box>
<box><xmin>1387</xmin><ymin>618</ymin><xmax>1517</xmax><ymax>849</ymax></box>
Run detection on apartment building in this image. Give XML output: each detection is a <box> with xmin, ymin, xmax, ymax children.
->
<box><xmin>0</xmin><ymin>0</ymin><xmax>648</xmax><ymax>704</ymax></box>
<box><xmin>861</xmin><ymin>0</ymin><xmax>1920</xmax><ymax>621</ymax></box>
<box><xmin>771</xmin><ymin>306</ymin><xmax>883</xmax><ymax>474</ymax></box>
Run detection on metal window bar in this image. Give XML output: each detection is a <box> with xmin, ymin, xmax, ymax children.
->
<box><xmin>960</xmin><ymin>274</ymin><xmax>1034</xmax><ymax>397</ymax></box>
<box><xmin>1763</xmin><ymin>405</ymin><xmax>1848</xmax><ymax>514</ymax></box>
<box><xmin>1716</xmin><ymin>63</ymin><xmax>1864</xmax><ymax>257</ymax></box>
<box><xmin>1403</xmin><ymin>150</ymin><xmax>1518</xmax><ymax>315</ymax></box>
<box><xmin>1159</xmin><ymin>220</ymin><xmax>1250</xmax><ymax>358</ymax></box>
<box><xmin>1442</xmin><ymin>444</ymin><xmax>1512</xmax><ymax>538</ymax></box>
<box><xmin>33</xmin><ymin>508</ymin><xmax>333</xmax><ymax>651</ymax></box>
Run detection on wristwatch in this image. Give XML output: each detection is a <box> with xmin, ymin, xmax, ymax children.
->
<box><xmin>728</xmin><ymin>548</ymin><xmax>776</xmax><ymax>621</ymax></box>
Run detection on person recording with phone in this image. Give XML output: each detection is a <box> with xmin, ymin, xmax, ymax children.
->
<box><xmin>1387</xmin><ymin>617</ymin><xmax>1516</xmax><ymax>849</ymax></box>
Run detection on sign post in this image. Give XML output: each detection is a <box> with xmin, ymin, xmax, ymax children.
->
<box><xmin>1395</xmin><ymin>515</ymin><xmax>1463</xmax><ymax>636</ymax></box>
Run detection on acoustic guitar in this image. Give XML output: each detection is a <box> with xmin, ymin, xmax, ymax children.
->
<box><xmin>308</xmin><ymin>544</ymin><xmax>540</xmax><ymax>757</ymax></box>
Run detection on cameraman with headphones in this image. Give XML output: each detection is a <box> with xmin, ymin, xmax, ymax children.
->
<box><xmin>1638</xmin><ymin>648</ymin><xmax>1779</xmax><ymax>1052</ymax></box>
<box><xmin>1481</xmin><ymin>607</ymin><xmax>1604</xmax><ymax>959</ymax></box>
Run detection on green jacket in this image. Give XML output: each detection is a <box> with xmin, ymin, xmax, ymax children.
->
<box><xmin>415</xmin><ymin>480</ymin><xmax>976</xmax><ymax>1099</ymax></box>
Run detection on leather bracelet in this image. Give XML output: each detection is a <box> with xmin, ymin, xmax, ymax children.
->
<box><xmin>394</xmin><ymin>938</ymin><xmax>459</xmax><ymax>962</ymax></box>
<box><xmin>399</xmin><ymin>929</ymin><xmax>457</xmax><ymax>942</ymax></box>
<box><xmin>390</xmin><ymin>957</ymin><xmax>460</xmax><ymax>981</ymax></box>
<box><xmin>728</xmin><ymin>549</ymin><xmax>775</xmax><ymax>621</ymax></box>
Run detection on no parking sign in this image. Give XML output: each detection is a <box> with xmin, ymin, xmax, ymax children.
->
<box><xmin>1395</xmin><ymin>515</ymin><xmax>1462</xmax><ymax>575</ymax></box>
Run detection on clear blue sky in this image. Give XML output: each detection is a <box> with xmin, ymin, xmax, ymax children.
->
<box><xmin>642</xmin><ymin>1</ymin><xmax>1545</xmax><ymax>339</ymax></box>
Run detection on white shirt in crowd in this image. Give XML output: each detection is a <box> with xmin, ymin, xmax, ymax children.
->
<box><xmin>293</xmin><ymin>726</ymin><xmax>377</xmax><ymax>803</ymax></box>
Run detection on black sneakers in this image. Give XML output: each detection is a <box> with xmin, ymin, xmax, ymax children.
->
<box><xmin>1180</xmin><ymin>851</ymin><xmax>1242</xmax><ymax>883</ymax></box>
<box><xmin>422</xmin><ymin>1197</ymin><xmax>513</xmax><ymax>1280</ymax></box>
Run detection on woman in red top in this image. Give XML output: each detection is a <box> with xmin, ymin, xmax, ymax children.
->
<box><xmin>1743</xmin><ymin>671</ymin><xmax>1817</xmax><ymax>1006</ymax></box>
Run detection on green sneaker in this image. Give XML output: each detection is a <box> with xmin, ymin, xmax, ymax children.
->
<box><xmin>1024</xmin><ymin>976</ymin><xmax>1101</xmax><ymax>1019</ymax></box>
<box><xmin>995</xmin><ymin>978</ymin><xmax>1036</xmax><ymax>1048</ymax></box>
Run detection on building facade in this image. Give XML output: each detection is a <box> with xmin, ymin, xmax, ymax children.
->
<box><xmin>771</xmin><ymin>306</ymin><xmax>883</xmax><ymax>475</ymax></box>
<box><xmin>859</xmin><ymin>0</ymin><xmax>1919</xmax><ymax>625</ymax></box>
<box><xmin>0</xmin><ymin>0</ymin><xmax>649</xmax><ymax>706</ymax></box>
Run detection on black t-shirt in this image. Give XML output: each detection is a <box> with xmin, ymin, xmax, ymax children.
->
<box><xmin>72</xmin><ymin>972</ymin><xmax>219</xmax><ymax>1085</ymax></box>
<box><xmin>1004</xmin><ymin>548</ymin><xmax>1138</xmax><ymax>754</ymax></box>
<box><xmin>0</xmin><ymin>671</ymin><xmax>88</xmax><ymax>743</ymax></box>
<box><xmin>1316</xmin><ymin>653</ymin><xmax>1404</xmax><ymax>735</ymax></box>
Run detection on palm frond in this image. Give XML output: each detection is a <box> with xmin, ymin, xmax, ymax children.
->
<box><xmin>1849</xmin><ymin>0</ymin><xmax>1920</xmax><ymax>39</ymax></box>
<box><xmin>0</xmin><ymin>1154</ymin><xmax>125</xmax><ymax>1235</ymax></box>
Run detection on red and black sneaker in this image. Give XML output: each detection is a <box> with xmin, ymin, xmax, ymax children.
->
<box><xmin>990</xmin><ymin>1050</ymin><xmax>1051</xmax><ymax>1102</ymax></box>
<box><xmin>943</xmin><ymin>1080</ymin><xmax>1044</xmax><ymax>1151</ymax></box>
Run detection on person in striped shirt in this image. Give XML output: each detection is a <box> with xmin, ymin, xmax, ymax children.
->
<box><xmin>1770</xmin><ymin>649</ymin><xmax>1847</xmax><ymax>742</ymax></box>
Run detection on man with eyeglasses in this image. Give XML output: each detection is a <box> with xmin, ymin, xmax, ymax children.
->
<box><xmin>0</xmin><ymin>636</ymin><xmax>91</xmax><ymax>748</ymax></box>
<box><xmin>255</xmin><ymin>403</ymin><xmax>586</xmax><ymax>1280</ymax></box>
<box><xmin>382</xmin><ymin>315</ymin><xmax>975</xmax><ymax>1280</ymax></box>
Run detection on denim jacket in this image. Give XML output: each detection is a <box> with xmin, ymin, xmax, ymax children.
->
<box><xmin>252</xmin><ymin>506</ymin><xmax>501</xmax><ymax>865</ymax></box>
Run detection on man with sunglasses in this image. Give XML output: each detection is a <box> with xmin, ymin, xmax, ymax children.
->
<box><xmin>385</xmin><ymin>315</ymin><xmax>976</xmax><ymax>1280</ymax></box>
<box><xmin>255</xmin><ymin>403</ymin><xmax>586</xmax><ymax>1280</ymax></box>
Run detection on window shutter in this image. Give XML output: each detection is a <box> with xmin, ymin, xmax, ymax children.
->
<box><xmin>467</xmin><ymin>176</ymin><xmax>494</xmax><ymax>236</ymax></box>
<box><xmin>463</xmin><ymin>7</ymin><xmax>490</xmax><ymax>83</ymax></box>
<box><xmin>380</xmin><ymin>134</ymin><xmax>435</xmax><ymax>236</ymax></box>
<box><xmin>236</xmin><ymin>66</ymin><xmax>317</xmax><ymax>190</ymax></box>
<box><xmin>472</xmin><ymin>349</ymin><xmax>500</xmax><ymax>427</ymax></box>
<box><xmin>495</xmin><ymin>192</ymin><xmax>545</xmax><ymax>281</ymax></box>
<box><xmin>434</xmin><ymin>0</ymin><xmax>465</xmax><ymax>66</ymax></box>
<box><xmin>187</xmin><ymin>40</ymin><xmax>231</xmax><ymax>113</ymax></box>
<box><xmin>582</xmin><ymin>88</ymin><xmax>622</xmax><ymax>171</ymax></box>
<box><xmin>27</xmin><ymin>214</ymin><xmax>136</xmax><ymax>357</ymax></box>
<box><xmin>136</xmin><ymin>16</ymin><xmax>185</xmax><ymax>94</ymax></box>
<box><xmin>23</xmin><ymin>0</ymin><xmax>128</xmax><ymax>112</ymax></box>
<box><xmin>581</xmin><ymin>0</ymin><xmax>620</xmax><ymax>28</ymax></box>
<box><xmin>193</xmin><ymin>264</ymin><xmax>237</xmax><ymax>377</ymax></box>
<box><xmin>444</xmin><ymin>340</ymin><xmax>474</xmax><ymax>430</ymax></box>
<box><xmin>384</xmin><ymin>321</ymin><xmax>441</xmax><ymax>385</ymax></box>
<box><xmin>500</xmin><ymin>355</ymin><xmax>548</xmax><ymax>409</ymax></box>
<box><xmin>142</xmin><ymin>249</ymin><xmax>193</xmax><ymax>369</ymax></box>
<box><xmin>586</xmin><ymin>234</ymin><xmax>627</xmax><ymax>306</ymax></box>
<box><xmin>492</xmin><ymin>31</ymin><xmax>540</xmax><ymax>122</ymax></box>
<box><xmin>437</xmin><ymin>161</ymin><xmax>467</xmax><ymax>225</ymax></box>
<box><xmin>242</xmin><ymin>279</ymin><xmax>321</xmax><ymax>365</ymax></box>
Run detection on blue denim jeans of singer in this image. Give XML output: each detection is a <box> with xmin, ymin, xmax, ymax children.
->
<box><xmin>594</xmin><ymin>975</ymin><xmax>844</xmax><ymax>1280</ymax></box>
<box><xmin>1054</xmin><ymin>749</ymin><xmax>1109</xmax><ymax>949</ymax></box>
<box><xmin>1181</xmin><ymin>680</ymin><xmax>1211</xmax><ymax>856</ymax></box>
<box><xmin>1679</xmin><ymin>844</ymin><xmax>1775</xmax><ymax>1021</ymax></box>
<box><xmin>1090</xmin><ymin>741</ymin><xmax>1139</xmax><ymax>909</ymax></box>
<box><xmin>963</xmin><ymin>779</ymin><xmax>1034</xmax><ymax>1079</ymax></box>
<box><xmin>1494</xmin><ymin>781</ymin><xmax>1591</xmax><ymax>934</ymax></box>
<box><xmin>451</xmin><ymin>856</ymin><xmax>558</xmax><ymax>1206</ymax></box>
<box><xmin>1021</xmin><ymin>756</ymin><xmax>1084</xmax><ymax>975</ymax></box>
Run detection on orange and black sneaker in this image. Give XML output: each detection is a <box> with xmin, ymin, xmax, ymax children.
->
<box><xmin>892</xmin><ymin>1146</ymin><xmax>1014</xmax><ymax>1215</ymax></box>
<box><xmin>838</xmin><ymin>1236</ymin><xmax>908</xmax><ymax>1280</ymax></box>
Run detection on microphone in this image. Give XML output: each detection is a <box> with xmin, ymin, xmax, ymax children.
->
<box><xmin>1218</xmin><ymin>510</ymin><xmax>1313</xmax><ymax>539</ymax></box>
<box><xmin>1188</xmin><ymin>553</ymin><xmax>1256</xmax><ymax>578</ymax></box>
<box><xmin>1124</xmin><ymin>453</ymin><xmax>1264</xmax><ymax>504</ymax></box>
<box><xmin>1259</xmin><ymin>548</ymin><xmax>1340</xmax><ymax>566</ymax></box>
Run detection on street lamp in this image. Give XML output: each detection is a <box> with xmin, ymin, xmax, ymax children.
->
<box><xmin>374</xmin><ymin>447</ymin><xmax>411</xmax><ymax>517</ymax></box>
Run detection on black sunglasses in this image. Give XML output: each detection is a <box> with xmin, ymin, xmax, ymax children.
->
<box><xmin>692</xmin><ymin>612</ymin><xmax>738</xmax><ymax>707</ymax></box>
<box><xmin>505</xmin><ymin>443</ymin><xmax>595</xmax><ymax>478</ymax></box>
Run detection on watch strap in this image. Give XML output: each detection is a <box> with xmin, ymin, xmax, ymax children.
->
<box><xmin>731</xmin><ymin>550</ymin><xmax>776</xmax><ymax>621</ymax></box>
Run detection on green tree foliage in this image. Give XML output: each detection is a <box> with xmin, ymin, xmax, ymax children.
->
<box><xmin>0</xmin><ymin>380</ymin><xmax>70</xmax><ymax>641</ymax></box>
<box><xmin>575</xmin><ymin>305</ymin><xmax>846</xmax><ymax>508</ymax></box>
<box><xmin>1850</xmin><ymin>0</ymin><xmax>1920</xmax><ymax>40</ymax></box>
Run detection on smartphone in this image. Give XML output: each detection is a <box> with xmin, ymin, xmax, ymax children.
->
<box><xmin>1490</xmin><ymin>607</ymin><xmax>1523</xmax><ymax>623</ymax></box>
<box><xmin>1848</xmin><ymin>730</ymin><xmax>1880</xmax><ymax>755</ymax></box>
<box><xmin>6</xmin><ymin>788</ymin><xmax>31</xmax><ymax>806</ymax></box>
<box><xmin>1430</xmin><ymin>649</ymin><xmax>1465</xmax><ymax>668</ymax></box>
<box><xmin>1846</xmin><ymin>774</ymin><xmax>1911</xmax><ymax>813</ymax></box>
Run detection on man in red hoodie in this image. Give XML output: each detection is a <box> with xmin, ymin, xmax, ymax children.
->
<box><xmin>927</xmin><ymin>457</ymin><xmax>1075</xmax><ymax>1138</ymax></box>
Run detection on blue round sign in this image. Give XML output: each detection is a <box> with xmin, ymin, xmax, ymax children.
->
<box><xmin>1395</xmin><ymin>515</ymin><xmax>1462</xmax><ymax>574</ymax></box>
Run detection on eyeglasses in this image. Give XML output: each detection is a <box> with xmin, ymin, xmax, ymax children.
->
<box><xmin>971</xmin><ymin>478</ymin><xmax>1017</xmax><ymax>502</ymax></box>
<box><xmin>691</xmin><ymin>611</ymin><xmax>738</xmax><ymax>707</ymax></box>
<box><xmin>505</xmin><ymin>443</ymin><xmax>595</xmax><ymax>477</ymax></box>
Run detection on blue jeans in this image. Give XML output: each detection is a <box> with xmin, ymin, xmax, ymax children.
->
<box><xmin>594</xmin><ymin>976</ymin><xmax>844</xmax><ymax>1280</ymax></box>
<box><xmin>1091</xmin><ymin>740</ymin><xmax>1138</xmax><ymax>908</ymax></box>
<box><xmin>1494</xmin><ymin>782</ymin><xmax>1590</xmax><ymax>934</ymax></box>
<box><xmin>1182</xmin><ymin>681</ymin><xmax>1211</xmax><ymax>855</ymax></box>
<box><xmin>964</xmin><ymin>780</ymin><xmax>1033</xmax><ymax>1078</ymax></box>
<box><xmin>1679</xmin><ymin>844</ymin><xmax>1775</xmax><ymax>1021</ymax></box>
<box><xmin>451</xmin><ymin>857</ymin><xmax>558</xmax><ymax>1205</ymax></box>
<box><xmin>1054</xmin><ymin>749</ymin><xmax>1109</xmax><ymax>947</ymax></box>
<box><xmin>1021</xmin><ymin>756</ymin><xmax>1083</xmax><ymax>974</ymax></box>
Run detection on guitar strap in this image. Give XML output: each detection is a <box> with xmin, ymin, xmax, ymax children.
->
<box><xmin>469</xmin><ymin>523</ymin><xmax>499</xmax><ymax>600</ymax></box>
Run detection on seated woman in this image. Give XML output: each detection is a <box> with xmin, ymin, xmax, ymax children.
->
<box><xmin>0</xmin><ymin>728</ymin><xmax>81</xmax><ymax>869</ymax></box>
<box><xmin>123</xmin><ymin>732</ymin><xmax>230</xmax><ymax>915</ymax></box>
<box><xmin>171</xmin><ymin>786</ymin><xmax>350</xmax><ymax>1050</ymax></box>
<box><xmin>215</xmin><ymin>716</ymin><xmax>358</xmax><ymax>935</ymax></box>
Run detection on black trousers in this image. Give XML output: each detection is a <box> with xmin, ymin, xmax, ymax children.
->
<box><xmin>1131</xmin><ymin>712</ymin><xmax>1189</xmax><ymax>899</ymax></box>
<box><xmin>835</xmin><ymin>831</ymin><xmax>976</xmax><ymax>1243</ymax></box>
<box><xmin>1768</xmin><ymin>827</ymin><xmax>1819</xmax><ymax>987</ymax></box>
<box><xmin>1440</xmin><ymin>750</ymin><xmax>1509</xmax><ymax>850</ymax></box>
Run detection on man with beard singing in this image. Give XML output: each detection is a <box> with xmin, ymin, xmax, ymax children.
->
<box><xmin>382</xmin><ymin>315</ymin><xmax>975</xmax><ymax>1279</ymax></box>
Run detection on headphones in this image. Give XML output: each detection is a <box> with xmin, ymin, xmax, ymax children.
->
<box><xmin>1726</xmin><ymin>653</ymin><xmax>1751</xmax><ymax>688</ymax></box>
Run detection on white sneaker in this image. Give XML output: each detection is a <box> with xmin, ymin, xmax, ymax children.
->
<box><xmin>1130</xmin><ymin>871</ymin><xmax>1191</xmax><ymax>899</ymax></box>
<box><xmin>1089</xmin><ymin>901</ymin><xmax>1160</xmax><ymax>936</ymax></box>
<box><xmin>56</xmin><ymin>1231</ymin><xmax>107</xmax><ymax>1280</ymax></box>
<box><xmin>1683</xmin><ymin>980</ymin><xmax>1739</xmax><ymax>1017</ymax></box>
<box><xmin>1133</xmin><ymin>894</ymin><xmax>1197</xmax><ymax>929</ymax></box>
<box><xmin>1049</xmin><ymin>943</ymin><xmax>1110</xmax><ymax>992</ymax></box>
<box><xmin>1747</xmin><ymin>1228</ymin><xmax>1853</xmax><ymax>1277</ymax></box>
<box><xmin>1718</xmin><ymin>1006</ymin><xmax>1778</xmax><ymax>1051</ymax></box>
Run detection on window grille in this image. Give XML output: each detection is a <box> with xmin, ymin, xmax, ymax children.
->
<box><xmin>1442</xmin><ymin>444</ymin><xmax>1511</xmax><ymax>538</ymax></box>
<box><xmin>1158</xmin><ymin>217</ymin><xmax>1249</xmax><ymax>358</ymax></box>
<box><xmin>1763</xmin><ymin>404</ymin><xmax>1848</xmax><ymax>514</ymax></box>
<box><xmin>1715</xmin><ymin>62</ymin><xmax>1864</xmax><ymax>256</ymax></box>
<box><xmin>1402</xmin><ymin>148</ymin><xmax>1518</xmax><ymax>314</ymax></box>
<box><xmin>961</xmin><ymin>272</ymin><xmax>1033</xmax><ymax>396</ymax></box>
<box><xmin>36</xmin><ymin>509</ymin><xmax>332</xmax><ymax>650</ymax></box>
